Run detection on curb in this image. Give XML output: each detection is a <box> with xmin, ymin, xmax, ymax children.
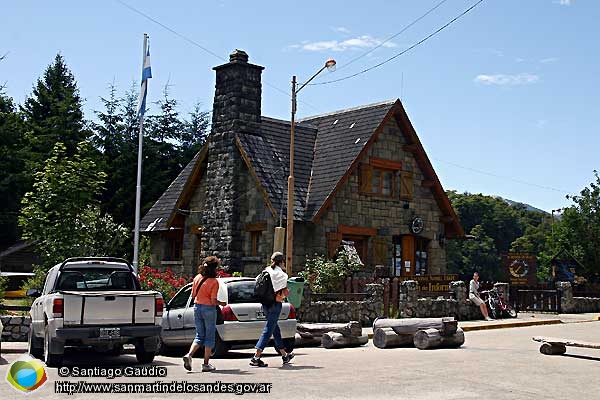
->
<box><xmin>460</xmin><ymin>319</ymin><xmax>562</xmax><ymax>332</ymax></box>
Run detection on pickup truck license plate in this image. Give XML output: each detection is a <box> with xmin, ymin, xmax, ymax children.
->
<box><xmin>99</xmin><ymin>327</ymin><xmax>121</xmax><ymax>339</ymax></box>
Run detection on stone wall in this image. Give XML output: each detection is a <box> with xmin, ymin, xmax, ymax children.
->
<box><xmin>297</xmin><ymin>284</ymin><xmax>383</xmax><ymax>326</ymax></box>
<box><xmin>558</xmin><ymin>282</ymin><xmax>600</xmax><ymax>313</ymax></box>
<box><xmin>307</xmin><ymin>118</ymin><xmax>447</xmax><ymax>274</ymax></box>
<box><xmin>0</xmin><ymin>315</ymin><xmax>30</xmax><ymax>342</ymax></box>
<box><xmin>398</xmin><ymin>280</ymin><xmax>504</xmax><ymax>321</ymax></box>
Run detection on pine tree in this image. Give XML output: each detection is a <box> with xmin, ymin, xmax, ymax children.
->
<box><xmin>21</xmin><ymin>54</ymin><xmax>90</xmax><ymax>173</ymax></box>
<box><xmin>0</xmin><ymin>92</ymin><xmax>28</xmax><ymax>248</ymax></box>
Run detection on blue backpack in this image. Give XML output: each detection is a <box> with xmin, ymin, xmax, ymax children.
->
<box><xmin>254</xmin><ymin>270</ymin><xmax>276</xmax><ymax>306</ymax></box>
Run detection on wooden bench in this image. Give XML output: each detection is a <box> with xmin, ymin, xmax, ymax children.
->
<box><xmin>532</xmin><ymin>336</ymin><xmax>600</xmax><ymax>355</ymax></box>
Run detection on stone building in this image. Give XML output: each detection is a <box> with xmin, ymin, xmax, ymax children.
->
<box><xmin>140</xmin><ymin>50</ymin><xmax>464</xmax><ymax>277</ymax></box>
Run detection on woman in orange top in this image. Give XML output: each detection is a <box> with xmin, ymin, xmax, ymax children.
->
<box><xmin>182</xmin><ymin>256</ymin><xmax>226</xmax><ymax>372</ymax></box>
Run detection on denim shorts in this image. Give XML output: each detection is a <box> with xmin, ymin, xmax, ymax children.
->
<box><xmin>193</xmin><ymin>304</ymin><xmax>217</xmax><ymax>348</ymax></box>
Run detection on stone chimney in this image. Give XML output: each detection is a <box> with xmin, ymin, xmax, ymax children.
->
<box><xmin>211</xmin><ymin>49</ymin><xmax>264</xmax><ymax>136</ymax></box>
<box><xmin>201</xmin><ymin>50</ymin><xmax>264</xmax><ymax>271</ymax></box>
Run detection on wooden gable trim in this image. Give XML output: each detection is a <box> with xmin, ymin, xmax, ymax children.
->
<box><xmin>338</xmin><ymin>225</ymin><xmax>377</xmax><ymax>237</ymax></box>
<box><xmin>421</xmin><ymin>180</ymin><xmax>435</xmax><ymax>188</ymax></box>
<box><xmin>390</xmin><ymin>101</ymin><xmax>464</xmax><ymax>237</ymax></box>
<box><xmin>369</xmin><ymin>157</ymin><xmax>402</xmax><ymax>170</ymax></box>
<box><xmin>312</xmin><ymin>105</ymin><xmax>397</xmax><ymax>223</ymax></box>
<box><xmin>235</xmin><ymin>136</ymin><xmax>279</xmax><ymax>219</ymax></box>
<box><xmin>166</xmin><ymin>141</ymin><xmax>210</xmax><ymax>229</ymax></box>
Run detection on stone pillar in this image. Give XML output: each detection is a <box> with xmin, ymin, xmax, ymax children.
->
<box><xmin>557</xmin><ymin>281</ymin><xmax>573</xmax><ymax>313</ymax></box>
<box><xmin>399</xmin><ymin>280</ymin><xmax>418</xmax><ymax>317</ymax></box>
<box><xmin>494</xmin><ymin>282</ymin><xmax>510</xmax><ymax>302</ymax></box>
<box><xmin>202</xmin><ymin>50</ymin><xmax>265</xmax><ymax>271</ymax></box>
<box><xmin>450</xmin><ymin>281</ymin><xmax>467</xmax><ymax>302</ymax></box>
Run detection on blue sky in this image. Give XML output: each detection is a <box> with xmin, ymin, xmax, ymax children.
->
<box><xmin>1</xmin><ymin>0</ymin><xmax>597</xmax><ymax>213</ymax></box>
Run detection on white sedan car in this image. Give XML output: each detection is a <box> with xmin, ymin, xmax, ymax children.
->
<box><xmin>159</xmin><ymin>277</ymin><xmax>296</xmax><ymax>356</ymax></box>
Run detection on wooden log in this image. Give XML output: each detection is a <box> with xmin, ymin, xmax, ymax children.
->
<box><xmin>294</xmin><ymin>332</ymin><xmax>322</xmax><ymax>347</ymax></box>
<box><xmin>539</xmin><ymin>342</ymin><xmax>567</xmax><ymax>355</ymax></box>
<box><xmin>413</xmin><ymin>328</ymin><xmax>465</xmax><ymax>350</ymax></box>
<box><xmin>373</xmin><ymin>317</ymin><xmax>457</xmax><ymax>336</ymax></box>
<box><xmin>373</xmin><ymin>327</ymin><xmax>413</xmax><ymax>349</ymax></box>
<box><xmin>321</xmin><ymin>332</ymin><xmax>369</xmax><ymax>349</ymax></box>
<box><xmin>297</xmin><ymin>321</ymin><xmax>362</xmax><ymax>337</ymax></box>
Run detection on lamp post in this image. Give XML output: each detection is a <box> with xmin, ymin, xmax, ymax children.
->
<box><xmin>286</xmin><ymin>59</ymin><xmax>336</xmax><ymax>276</ymax></box>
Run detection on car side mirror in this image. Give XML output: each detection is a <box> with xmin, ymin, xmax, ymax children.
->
<box><xmin>26</xmin><ymin>288</ymin><xmax>41</xmax><ymax>298</ymax></box>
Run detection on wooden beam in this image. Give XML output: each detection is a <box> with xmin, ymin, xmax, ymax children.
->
<box><xmin>245</xmin><ymin>221</ymin><xmax>267</xmax><ymax>232</ymax></box>
<box><xmin>369</xmin><ymin>157</ymin><xmax>402</xmax><ymax>170</ymax></box>
<box><xmin>338</xmin><ymin>225</ymin><xmax>378</xmax><ymax>237</ymax></box>
<box><xmin>421</xmin><ymin>180</ymin><xmax>435</xmax><ymax>188</ymax></box>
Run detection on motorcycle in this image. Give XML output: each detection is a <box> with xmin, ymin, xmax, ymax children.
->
<box><xmin>481</xmin><ymin>288</ymin><xmax>518</xmax><ymax>319</ymax></box>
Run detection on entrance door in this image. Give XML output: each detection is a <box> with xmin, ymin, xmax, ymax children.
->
<box><xmin>401</xmin><ymin>235</ymin><xmax>415</xmax><ymax>276</ymax></box>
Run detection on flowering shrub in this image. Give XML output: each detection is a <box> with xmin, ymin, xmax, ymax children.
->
<box><xmin>216</xmin><ymin>269</ymin><xmax>232</xmax><ymax>278</ymax></box>
<box><xmin>138</xmin><ymin>266</ymin><xmax>189</xmax><ymax>302</ymax></box>
<box><xmin>299</xmin><ymin>247</ymin><xmax>362</xmax><ymax>294</ymax></box>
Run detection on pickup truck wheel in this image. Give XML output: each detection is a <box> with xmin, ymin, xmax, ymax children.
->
<box><xmin>135</xmin><ymin>341</ymin><xmax>155</xmax><ymax>364</ymax></box>
<box><xmin>28</xmin><ymin>328</ymin><xmax>44</xmax><ymax>359</ymax></box>
<box><xmin>44</xmin><ymin>326</ymin><xmax>63</xmax><ymax>367</ymax></box>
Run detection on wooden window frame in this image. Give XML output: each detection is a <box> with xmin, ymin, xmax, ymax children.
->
<box><xmin>360</xmin><ymin>158</ymin><xmax>402</xmax><ymax>198</ymax></box>
<box><xmin>245</xmin><ymin>221</ymin><xmax>267</xmax><ymax>257</ymax></box>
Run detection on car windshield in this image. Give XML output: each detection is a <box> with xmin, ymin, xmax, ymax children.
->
<box><xmin>56</xmin><ymin>268</ymin><xmax>137</xmax><ymax>291</ymax></box>
<box><xmin>226</xmin><ymin>280</ymin><xmax>256</xmax><ymax>303</ymax></box>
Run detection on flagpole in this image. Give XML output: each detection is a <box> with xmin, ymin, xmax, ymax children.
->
<box><xmin>133</xmin><ymin>33</ymin><xmax>148</xmax><ymax>274</ymax></box>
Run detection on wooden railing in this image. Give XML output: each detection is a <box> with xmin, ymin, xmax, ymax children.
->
<box><xmin>514</xmin><ymin>289</ymin><xmax>561</xmax><ymax>313</ymax></box>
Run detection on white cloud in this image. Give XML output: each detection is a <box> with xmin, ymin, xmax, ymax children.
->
<box><xmin>556</xmin><ymin>0</ymin><xmax>572</xmax><ymax>5</ymax></box>
<box><xmin>536</xmin><ymin>119</ymin><xmax>548</xmax><ymax>128</ymax></box>
<box><xmin>515</xmin><ymin>58</ymin><xmax>525</xmax><ymax>63</ymax></box>
<box><xmin>333</xmin><ymin>26</ymin><xmax>351</xmax><ymax>34</ymax></box>
<box><xmin>474</xmin><ymin>73</ymin><xmax>540</xmax><ymax>86</ymax></box>
<box><xmin>290</xmin><ymin>35</ymin><xmax>397</xmax><ymax>52</ymax></box>
<box><xmin>540</xmin><ymin>57</ymin><xmax>559</xmax><ymax>63</ymax></box>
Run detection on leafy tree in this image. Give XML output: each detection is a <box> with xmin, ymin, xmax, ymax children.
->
<box><xmin>446</xmin><ymin>191</ymin><xmax>549</xmax><ymax>281</ymax></box>
<box><xmin>0</xmin><ymin>92</ymin><xmax>28</xmax><ymax>248</ymax></box>
<box><xmin>18</xmin><ymin>141</ymin><xmax>128</xmax><ymax>271</ymax></box>
<box><xmin>21</xmin><ymin>54</ymin><xmax>91</xmax><ymax>173</ymax></box>
<box><xmin>539</xmin><ymin>171</ymin><xmax>600</xmax><ymax>282</ymax></box>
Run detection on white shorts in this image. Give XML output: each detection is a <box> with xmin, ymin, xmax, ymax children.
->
<box><xmin>469</xmin><ymin>294</ymin><xmax>484</xmax><ymax>306</ymax></box>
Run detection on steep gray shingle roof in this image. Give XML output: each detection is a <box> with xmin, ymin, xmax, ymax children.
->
<box><xmin>300</xmin><ymin>100</ymin><xmax>396</xmax><ymax>219</ymax></box>
<box><xmin>237</xmin><ymin>117</ymin><xmax>318</xmax><ymax>220</ymax></box>
<box><xmin>140</xmin><ymin>150</ymin><xmax>203</xmax><ymax>232</ymax></box>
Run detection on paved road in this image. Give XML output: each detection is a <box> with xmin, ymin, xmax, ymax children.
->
<box><xmin>2</xmin><ymin>321</ymin><xmax>599</xmax><ymax>399</ymax></box>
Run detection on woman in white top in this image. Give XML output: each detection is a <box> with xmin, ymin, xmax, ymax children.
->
<box><xmin>469</xmin><ymin>272</ymin><xmax>493</xmax><ymax>321</ymax></box>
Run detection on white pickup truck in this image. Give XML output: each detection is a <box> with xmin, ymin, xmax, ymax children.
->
<box><xmin>27</xmin><ymin>257</ymin><xmax>163</xmax><ymax>367</ymax></box>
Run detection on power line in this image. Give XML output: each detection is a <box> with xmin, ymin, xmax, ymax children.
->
<box><xmin>115</xmin><ymin>0</ymin><xmax>322</xmax><ymax>113</ymax></box>
<box><xmin>309</xmin><ymin>0</ymin><xmax>486</xmax><ymax>87</ymax></box>
<box><xmin>432</xmin><ymin>157</ymin><xmax>572</xmax><ymax>194</ymax></box>
<box><xmin>335</xmin><ymin>0</ymin><xmax>449</xmax><ymax>73</ymax></box>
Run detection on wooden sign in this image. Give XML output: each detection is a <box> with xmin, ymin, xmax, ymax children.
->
<box><xmin>397</xmin><ymin>274</ymin><xmax>458</xmax><ymax>292</ymax></box>
<box><xmin>503</xmin><ymin>253</ymin><xmax>537</xmax><ymax>285</ymax></box>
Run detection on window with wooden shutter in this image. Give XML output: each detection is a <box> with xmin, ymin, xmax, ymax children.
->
<box><xmin>400</xmin><ymin>171</ymin><xmax>414</xmax><ymax>200</ymax></box>
<box><xmin>359</xmin><ymin>164</ymin><xmax>373</xmax><ymax>194</ymax></box>
<box><xmin>373</xmin><ymin>236</ymin><xmax>388</xmax><ymax>266</ymax></box>
<box><xmin>326</xmin><ymin>232</ymin><xmax>343</xmax><ymax>259</ymax></box>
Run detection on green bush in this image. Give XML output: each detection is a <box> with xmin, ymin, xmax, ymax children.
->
<box><xmin>299</xmin><ymin>248</ymin><xmax>362</xmax><ymax>294</ymax></box>
<box><xmin>0</xmin><ymin>275</ymin><xmax>7</xmax><ymax>304</ymax></box>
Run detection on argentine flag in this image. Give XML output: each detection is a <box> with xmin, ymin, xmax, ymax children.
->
<box><xmin>137</xmin><ymin>43</ymin><xmax>152</xmax><ymax>117</ymax></box>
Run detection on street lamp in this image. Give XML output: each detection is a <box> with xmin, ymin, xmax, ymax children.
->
<box><xmin>286</xmin><ymin>59</ymin><xmax>336</xmax><ymax>276</ymax></box>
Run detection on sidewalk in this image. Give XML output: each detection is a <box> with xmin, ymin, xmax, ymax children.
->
<box><xmin>2</xmin><ymin>313</ymin><xmax>598</xmax><ymax>354</ymax></box>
